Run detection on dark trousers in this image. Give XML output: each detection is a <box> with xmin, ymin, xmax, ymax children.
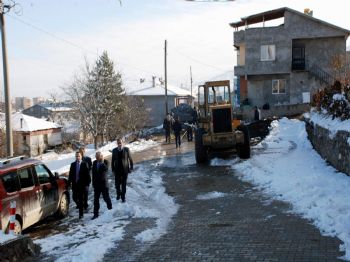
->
<box><xmin>175</xmin><ymin>133</ymin><xmax>181</xmax><ymax>148</ymax></box>
<box><xmin>72</xmin><ymin>185</ymin><xmax>88</xmax><ymax>217</ymax></box>
<box><xmin>83</xmin><ymin>186</ymin><xmax>89</xmax><ymax>209</ymax></box>
<box><xmin>187</xmin><ymin>128</ymin><xmax>193</xmax><ymax>141</ymax></box>
<box><xmin>93</xmin><ymin>187</ymin><xmax>112</xmax><ymax>216</ymax></box>
<box><xmin>115</xmin><ymin>173</ymin><xmax>128</xmax><ymax>200</ymax></box>
<box><xmin>165</xmin><ymin>129</ymin><xmax>171</xmax><ymax>143</ymax></box>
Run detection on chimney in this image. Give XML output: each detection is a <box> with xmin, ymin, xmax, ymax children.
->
<box><xmin>152</xmin><ymin>76</ymin><xmax>156</xmax><ymax>87</ymax></box>
<box><xmin>20</xmin><ymin>118</ymin><xmax>23</xmax><ymax>129</ymax></box>
<box><xmin>304</xmin><ymin>8</ymin><xmax>313</xmax><ymax>16</ymax></box>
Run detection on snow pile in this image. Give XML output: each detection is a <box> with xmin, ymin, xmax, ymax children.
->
<box><xmin>35</xmin><ymin>161</ymin><xmax>178</xmax><ymax>261</ymax></box>
<box><xmin>0</xmin><ymin>232</ymin><xmax>17</xmax><ymax>244</ymax></box>
<box><xmin>304</xmin><ymin>111</ymin><xmax>350</xmax><ymax>139</ymax></box>
<box><xmin>233</xmin><ymin>117</ymin><xmax>350</xmax><ymax>260</ymax></box>
<box><xmin>196</xmin><ymin>191</ymin><xmax>227</xmax><ymax>200</ymax></box>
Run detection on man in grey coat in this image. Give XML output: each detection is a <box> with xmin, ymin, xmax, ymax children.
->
<box><xmin>111</xmin><ymin>138</ymin><xmax>133</xmax><ymax>203</ymax></box>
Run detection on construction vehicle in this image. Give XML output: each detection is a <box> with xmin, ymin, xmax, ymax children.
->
<box><xmin>195</xmin><ymin>80</ymin><xmax>250</xmax><ymax>163</ymax></box>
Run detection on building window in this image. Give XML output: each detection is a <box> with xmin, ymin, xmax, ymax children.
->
<box><xmin>272</xmin><ymin>79</ymin><xmax>286</xmax><ymax>94</ymax></box>
<box><xmin>261</xmin><ymin>45</ymin><xmax>275</xmax><ymax>61</ymax></box>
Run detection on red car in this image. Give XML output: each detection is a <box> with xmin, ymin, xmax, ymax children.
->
<box><xmin>0</xmin><ymin>156</ymin><xmax>69</xmax><ymax>234</ymax></box>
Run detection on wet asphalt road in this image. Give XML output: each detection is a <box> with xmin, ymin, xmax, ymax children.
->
<box><xmin>26</xmin><ymin>140</ymin><xmax>344</xmax><ymax>261</ymax></box>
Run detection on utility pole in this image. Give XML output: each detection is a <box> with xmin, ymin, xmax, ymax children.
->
<box><xmin>164</xmin><ymin>39</ymin><xmax>168</xmax><ymax>115</ymax></box>
<box><xmin>0</xmin><ymin>0</ymin><xmax>13</xmax><ymax>157</ymax></box>
<box><xmin>190</xmin><ymin>66</ymin><xmax>193</xmax><ymax>106</ymax></box>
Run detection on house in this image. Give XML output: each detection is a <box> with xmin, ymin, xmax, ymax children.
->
<box><xmin>129</xmin><ymin>77</ymin><xmax>194</xmax><ymax>126</ymax></box>
<box><xmin>230</xmin><ymin>7</ymin><xmax>350</xmax><ymax>117</ymax></box>
<box><xmin>0</xmin><ymin>113</ymin><xmax>63</xmax><ymax>157</ymax></box>
<box><xmin>22</xmin><ymin>103</ymin><xmax>75</xmax><ymax>123</ymax></box>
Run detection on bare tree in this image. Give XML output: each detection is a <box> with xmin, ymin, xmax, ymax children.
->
<box><xmin>106</xmin><ymin>96</ymin><xmax>148</xmax><ymax>141</ymax></box>
<box><xmin>63</xmin><ymin>51</ymin><xmax>125</xmax><ymax>148</ymax></box>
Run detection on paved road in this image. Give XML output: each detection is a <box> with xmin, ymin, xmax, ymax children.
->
<box><xmin>26</xmin><ymin>140</ymin><xmax>344</xmax><ymax>261</ymax></box>
<box><xmin>103</xmin><ymin>142</ymin><xmax>344</xmax><ymax>262</ymax></box>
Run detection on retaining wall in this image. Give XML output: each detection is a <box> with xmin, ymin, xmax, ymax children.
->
<box><xmin>0</xmin><ymin>236</ymin><xmax>40</xmax><ymax>261</ymax></box>
<box><xmin>305</xmin><ymin>119</ymin><xmax>350</xmax><ymax>176</ymax></box>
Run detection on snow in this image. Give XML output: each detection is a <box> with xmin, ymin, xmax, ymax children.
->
<box><xmin>196</xmin><ymin>191</ymin><xmax>227</xmax><ymax>200</ymax></box>
<box><xmin>225</xmin><ymin>117</ymin><xmax>350</xmax><ymax>260</ymax></box>
<box><xmin>0</xmin><ymin>112</ymin><xmax>61</xmax><ymax>132</ymax></box>
<box><xmin>41</xmin><ymin>139</ymin><xmax>159</xmax><ymax>175</ymax></box>
<box><xmin>304</xmin><ymin>111</ymin><xmax>350</xmax><ymax>139</ymax></box>
<box><xmin>129</xmin><ymin>82</ymin><xmax>192</xmax><ymax>97</ymax></box>
<box><xmin>0</xmin><ymin>232</ymin><xmax>17</xmax><ymax>244</ymax></box>
<box><xmin>34</xmin><ymin>143</ymin><xmax>178</xmax><ymax>262</ymax></box>
<box><xmin>333</xmin><ymin>93</ymin><xmax>346</xmax><ymax>101</ymax></box>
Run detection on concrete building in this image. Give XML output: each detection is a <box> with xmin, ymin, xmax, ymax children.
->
<box><xmin>231</xmin><ymin>7</ymin><xmax>350</xmax><ymax>115</ymax></box>
<box><xmin>33</xmin><ymin>97</ymin><xmax>46</xmax><ymax>105</ymax></box>
<box><xmin>15</xmin><ymin>97</ymin><xmax>33</xmax><ymax>110</ymax></box>
<box><xmin>0</xmin><ymin>113</ymin><xmax>62</xmax><ymax>157</ymax></box>
<box><xmin>22</xmin><ymin>103</ymin><xmax>74</xmax><ymax>122</ymax></box>
<box><xmin>129</xmin><ymin>77</ymin><xmax>194</xmax><ymax>127</ymax></box>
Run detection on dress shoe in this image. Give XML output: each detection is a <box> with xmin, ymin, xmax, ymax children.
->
<box><xmin>91</xmin><ymin>215</ymin><xmax>98</xmax><ymax>220</ymax></box>
<box><xmin>117</xmin><ymin>195</ymin><xmax>121</xmax><ymax>200</ymax></box>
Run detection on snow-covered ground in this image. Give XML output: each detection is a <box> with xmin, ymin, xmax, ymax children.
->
<box><xmin>211</xmin><ymin>117</ymin><xmax>350</xmax><ymax>260</ymax></box>
<box><xmin>34</xmin><ymin>154</ymin><xmax>178</xmax><ymax>261</ymax></box>
<box><xmin>41</xmin><ymin>139</ymin><xmax>159</xmax><ymax>175</ymax></box>
<box><xmin>0</xmin><ymin>232</ymin><xmax>17</xmax><ymax>244</ymax></box>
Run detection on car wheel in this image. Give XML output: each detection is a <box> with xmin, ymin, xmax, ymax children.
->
<box><xmin>13</xmin><ymin>218</ymin><xmax>22</xmax><ymax>235</ymax></box>
<box><xmin>57</xmin><ymin>193</ymin><xmax>69</xmax><ymax>218</ymax></box>
<box><xmin>237</xmin><ymin>124</ymin><xmax>251</xmax><ymax>159</ymax></box>
<box><xmin>195</xmin><ymin>128</ymin><xmax>209</xmax><ymax>164</ymax></box>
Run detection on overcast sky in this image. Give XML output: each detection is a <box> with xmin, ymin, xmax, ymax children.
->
<box><xmin>1</xmin><ymin>0</ymin><xmax>350</xmax><ymax>99</ymax></box>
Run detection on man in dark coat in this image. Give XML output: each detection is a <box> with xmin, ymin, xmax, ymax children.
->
<box><xmin>79</xmin><ymin>147</ymin><xmax>92</xmax><ymax>210</ymax></box>
<box><xmin>68</xmin><ymin>151</ymin><xmax>91</xmax><ymax>219</ymax></box>
<box><xmin>92</xmin><ymin>151</ymin><xmax>112</xmax><ymax>219</ymax></box>
<box><xmin>163</xmin><ymin>114</ymin><xmax>171</xmax><ymax>143</ymax></box>
<box><xmin>111</xmin><ymin>138</ymin><xmax>133</xmax><ymax>203</ymax></box>
<box><xmin>172</xmin><ymin>117</ymin><xmax>182</xmax><ymax>148</ymax></box>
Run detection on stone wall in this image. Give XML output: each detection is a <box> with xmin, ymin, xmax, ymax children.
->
<box><xmin>305</xmin><ymin>119</ymin><xmax>350</xmax><ymax>176</ymax></box>
<box><xmin>0</xmin><ymin>236</ymin><xmax>40</xmax><ymax>261</ymax></box>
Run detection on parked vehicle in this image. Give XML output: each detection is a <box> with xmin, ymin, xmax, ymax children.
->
<box><xmin>195</xmin><ymin>80</ymin><xmax>250</xmax><ymax>163</ymax></box>
<box><xmin>0</xmin><ymin>156</ymin><xmax>69</xmax><ymax>234</ymax></box>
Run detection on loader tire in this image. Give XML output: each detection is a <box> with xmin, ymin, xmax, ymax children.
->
<box><xmin>195</xmin><ymin>128</ymin><xmax>209</xmax><ymax>164</ymax></box>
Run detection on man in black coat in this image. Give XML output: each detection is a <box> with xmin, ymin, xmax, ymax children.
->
<box><xmin>68</xmin><ymin>151</ymin><xmax>91</xmax><ymax>219</ymax></box>
<box><xmin>111</xmin><ymin>138</ymin><xmax>133</xmax><ymax>203</ymax></box>
<box><xmin>79</xmin><ymin>147</ymin><xmax>92</xmax><ymax>210</ymax></box>
<box><xmin>172</xmin><ymin>117</ymin><xmax>182</xmax><ymax>148</ymax></box>
<box><xmin>163</xmin><ymin>114</ymin><xmax>171</xmax><ymax>143</ymax></box>
<box><xmin>92</xmin><ymin>151</ymin><xmax>112</xmax><ymax>219</ymax></box>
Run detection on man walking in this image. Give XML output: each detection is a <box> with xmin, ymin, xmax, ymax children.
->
<box><xmin>68</xmin><ymin>152</ymin><xmax>91</xmax><ymax>219</ymax></box>
<box><xmin>111</xmin><ymin>138</ymin><xmax>133</xmax><ymax>203</ymax></box>
<box><xmin>172</xmin><ymin>117</ymin><xmax>182</xmax><ymax>148</ymax></box>
<box><xmin>163</xmin><ymin>114</ymin><xmax>171</xmax><ymax>143</ymax></box>
<box><xmin>79</xmin><ymin>146</ymin><xmax>92</xmax><ymax>210</ymax></box>
<box><xmin>92</xmin><ymin>151</ymin><xmax>112</xmax><ymax>219</ymax></box>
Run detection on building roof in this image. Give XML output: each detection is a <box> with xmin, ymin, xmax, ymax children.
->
<box><xmin>38</xmin><ymin>104</ymin><xmax>74</xmax><ymax>112</ymax></box>
<box><xmin>230</xmin><ymin>7</ymin><xmax>350</xmax><ymax>35</ymax></box>
<box><xmin>129</xmin><ymin>82</ymin><xmax>193</xmax><ymax>97</ymax></box>
<box><xmin>0</xmin><ymin>112</ymin><xmax>62</xmax><ymax>132</ymax></box>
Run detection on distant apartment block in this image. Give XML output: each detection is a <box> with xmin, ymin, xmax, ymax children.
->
<box><xmin>15</xmin><ymin>97</ymin><xmax>33</xmax><ymax>110</ymax></box>
<box><xmin>230</xmin><ymin>7</ymin><xmax>350</xmax><ymax>109</ymax></box>
<box><xmin>33</xmin><ymin>97</ymin><xmax>46</xmax><ymax>105</ymax></box>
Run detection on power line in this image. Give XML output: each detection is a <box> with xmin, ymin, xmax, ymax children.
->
<box><xmin>169</xmin><ymin>46</ymin><xmax>227</xmax><ymax>72</ymax></box>
<box><xmin>7</xmin><ymin>14</ymin><xmax>157</xmax><ymax>76</ymax></box>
